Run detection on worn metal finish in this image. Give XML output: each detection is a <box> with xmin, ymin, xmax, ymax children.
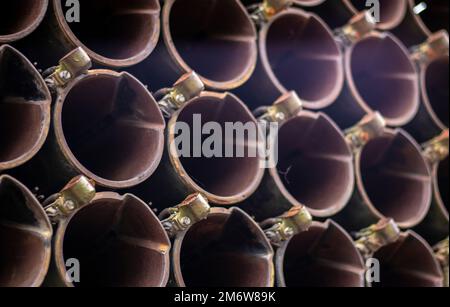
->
<box><xmin>0</xmin><ymin>45</ymin><xmax>51</xmax><ymax>172</ymax></box>
<box><xmin>0</xmin><ymin>0</ymin><xmax>48</xmax><ymax>43</ymax></box>
<box><xmin>170</xmin><ymin>207</ymin><xmax>274</xmax><ymax>287</ymax></box>
<box><xmin>132</xmin><ymin>0</ymin><xmax>257</xmax><ymax>92</ymax></box>
<box><xmin>275</xmin><ymin>220</ymin><xmax>366</xmax><ymax>287</ymax></box>
<box><xmin>0</xmin><ymin>175</ymin><xmax>52</xmax><ymax>287</ymax></box>
<box><xmin>335</xmin><ymin>128</ymin><xmax>432</xmax><ymax>231</ymax></box>
<box><xmin>343</xmin><ymin>0</ymin><xmax>407</xmax><ymax>30</ymax></box>
<box><xmin>131</xmin><ymin>91</ymin><xmax>264</xmax><ymax>209</ymax></box>
<box><xmin>235</xmin><ymin>7</ymin><xmax>343</xmax><ymax>110</ymax></box>
<box><xmin>372</xmin><ymin>230</ymin><xmax>444</xmax><ymax>287</ymax></box>
<box><xmin>325</xmin><ymin>30</ymin><xmax>419</xmax><ymax>128</ymax></box>
<box><xmin>45</xmin><ymin>192</ymin><xmax>171</xmax><ymax>287</ymax></box>
<box><xmin>14</xmin><ymin>0</ymin><xmax>160</xmax><ymax>68</ymax></box>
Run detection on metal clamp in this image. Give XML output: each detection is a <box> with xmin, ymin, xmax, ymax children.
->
<box><xmin>411</xmin><ymin>31</ymin><xmax>449</xmax><ymax>64</ymax></box>
<box><xmin>422</xmin><ymin>130</ymin><xmax>449</xmax><ymax>165</ymax></box>
<box><xmin>335</xmin><ymin>11</ymin><xmax>376</xmax><ymax>45</ymax></box>
<box><xmin>44</xmin><ymin>176</ymin><xmax>96</xmax><ymax>224</ymax></box>
<box><xmin>345</xmin><ymin>112</ymin><xmax>386</xmax><ymax>152</ymax></box>
<box><xmin>257</xmin><ymin>91</ymin><xmax>303</xmax><ymax>124</ymax></box>
<box><xmin>249</xmin><ymin>0</ymin><xmax>292</xmax><ymax>26</ymax></box>
<box><xmin>160</xmin><ymin>193</ymin><xmax>210</xmax><ymax>238</ymax></box>
<box><xmin>158</xmin><ymin>72</ymin><xmax>204</xmax><ymax>118</ymax></box>
<box><xmin>354</xmin><ymin>219</ymin><xmax>401</xmax><ymax>260</ymax></box>
<box><xmin>262</xmin><ymin>205</ymin><xmax>312</xmax><ymax>246</ymax></box>
<box><xmin>46</xmin><ymin>47</ymin><xmax>92</xmax><ymax>88</ymax></box>
<box><xmin>434</xmin><ymin>237</ymin><xmax>449</xmax><ymax>287</ymax></box>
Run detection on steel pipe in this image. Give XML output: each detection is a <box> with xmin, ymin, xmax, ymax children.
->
<box><xmin>0</xmin><ymin>175</ymin><xmax>52</xmax><ymax>287</ymax></box>
<box><xmin>235</xmin><ymin>6</ymin><xmax>343</xmax><ymax>110</ymax></box>
<box><xmin>169</xmin><ymin>207</ymin><xmax>274</xmax><ymax>287</ymax></box>
<box><xmin>0</xmin><ymin>0</ymin><xmax>48</xmax><ymax>43</ymax></box>
<box><xmin>0</xmin><ymin>45</ymin><xmax>51</xmax><ymax>172</ymax></box>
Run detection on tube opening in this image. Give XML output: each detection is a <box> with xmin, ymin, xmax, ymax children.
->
<box><xmin>424</xmin><ymin>56</ymin><xmax>449</xmax><ymax>128</ymax></box>
<box><xmin>166</xmin><ymin>0</ymin><xmax>256</xmax><ymax>87</ymax></box>
<box><xmin>0</xmin><ymin>0</ymin><xmax>47</xmax><ymax>41</ymax></box>
<box><xmin>437</xmin><ymin>157</ymin><xmax>449</xmax><ymax>213</ymax></box>
<box><xmin>346</xmin><ymin>0</ymin><xmax>407</xmax><ymax>29</ymax></box>
<box><xmin>275</xmin><ymin>112</ymin><xmax>353</xmax><ymax>215</ymax></box>
<box><xmin>373</xmin><ymin>232</ymin><xmax>443</xmax><ymax>287</ymax></box>
<box><xmin>0</xmin><ymin>176</ymin><xmax>51</xmax><ymax>287</ymax></box>
<box><xmin>0</xmin><ymin>46</ymin><xmax>50</xmax><ymax>170</ymax></box>
<box><xmin>56</xmin><ymin>0</ymin><xmax>160</xmax><ymax>65</ymax></box>
<box><xmin>61</xmin><ymin>194</ymin><xmax>170</xmax><ymax>287</ymax></box>
<box><xmin>178</xmin><ymin>208</ymin><xmax>273</xmax><ymax>287</ymax></box>
<box><xmin>359</xmin><ymin>130</ymin><xmax>432</xmax><ymax>227</ymax></box>
<box><xmin>174</xmin><ymin>93</ymin><xmax>262</xmax><ymax>201</ymax></box>
<box><xmin>264</xmin><ymin>11</ymin><xmax>342</xmax><ymax>108</ymax></box>
<box><xmin>282</xmin><ymin>221</ymin><xmax>365</xmax><ymax>287</ymax></box>
<box><xmin>349</xmin><ymin>34</ymin><xmax>418</xmax><ymax>126</ymax></box>
<box><xmin>60</xmin><ymin>72</ymin><xmax>165</xmax><ymax>186</ymax></box>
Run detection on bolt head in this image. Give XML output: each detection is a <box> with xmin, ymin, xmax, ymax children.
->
<box><xmin>180</xmin><ymin>216</ymin><xmax>192</xmax><ymax>227</ymax></box>
<box><xmin>283</xmin><ymin>227</ymin><xmax>294</xmax><ymax>237</ymax></box>
<box><xmin>63</xmin><ymin>200</ymin><xmax>76</xmax><ymax>211</ymax></box>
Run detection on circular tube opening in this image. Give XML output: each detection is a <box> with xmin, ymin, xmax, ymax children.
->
<box><xmin>0</xmin><ymin>176</ymin><xmax>52</xmax><ymax>287</ymax></box>
<box><xmin>171</xmin><ymin>93</ymin><xmax>263</xmax><ymax>204</ymax></box>
<box><xmin>423</xmin><ymin>56</ymin><xmax>449</xmax><ymax>129</ymax></box>
<box><xmin>345</xmin><ymin>0</ymin><xmax>407</xmax><ymax>30</ymax></box>
<box><xmin>262</xmin><ymin>10</ymin><xmax>343</xmax><ymax>108</ymax></box>
<box><xmin>348</xmin><ymin>33</ymin><xmax>419</xmax><ymax>126</ymax></box>
<box><xmin>60</xmin><ymin>193</ymin><xmax>170</xmax><ymax>287</ymax></box>
<box><xmin>280</xmin><ymin>221</ymin><xmax>365</xmax><ymax>287</ymax></box>
<box><xmin>0</xmin><ymin>45</ymin><xmax>51</xmax><ymax>171</ymax></box>
<box><xmin>357</xmin><ymin>130</ymin><xmax>432</xmax><ymax>228</ymax></box>
<box><xmin>163</xmin><ymin>0</ymin><xmax>257</xmax><ymax>89</ymax></box>
<box><xmin>272</xmin><ymin>112</ymin><xmax>354</xmax><ymax>217</ymax></box>
<box><xmin>175</xmin><ymin>208</ymin><xmax>273</xmax><ymax>287</ymax></box>
<box><xmin>0</xmin><ymin>0</ymin><xmax>47</xmax><ymax>42</ymax></box>
<box><xmin>413</xmin><ymin>0</ymin><xmax>449</xmax><ymax>33</ymax></box>
<box><xmin>54</xmin><ymin>0</ymin><xmax>160</xmax><ymax>66</ymax></box>
<box><xmin>436</xmin><ymin>156</ymin><xmax>449</xmax><ymax>214</ymax></box>
<box><xmin>373</xmin><ymin>231</ymin><xmax>443</xmax><ymax>287</ymax></box>
<box><xmin>57</xmin><ymin>71</ymin><xmax>165</xmax><ymax>188</ymax></box>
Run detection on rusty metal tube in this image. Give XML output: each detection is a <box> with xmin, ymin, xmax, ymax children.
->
<box><xmin>335</xmin><ymin>128</ymin><xmax>432</xmax><ymax>231</ymax></box>
<box><xmin>373</xmin><ymin>231</ymin><xmax>443</xmax><ymax>287</ymax></box>
<box><xmin>132</xmin><ymin>0</ymin><xmax>257</xmax><ymax>92</ymax></box>
<box><xmin>45</xmin><ymin>192</ymin><xmax>171</xmax><ymax>287</ymax></box>
<box><xmin>324</xmin><ymin>31</ymin><xmax>419</xmax><ymax>128</ymax></box>
<box><xmin>0</xmin><ymin>45</ymin><xmax>51</xmax><ymax>172</ymax></box>
<box><xmin>242</xmin><ymin>94</ymin><xmax>354</xmax><ymax>221</ymax></box>
<box><xmin>15</xmin><ymin>0</ymin><xmax>161</xmax><ymax>68</ymax></box>
<box><xmin>0</xmin><ymin>175</ymin><xmax>52</xmax><ymax>287</ymax></box>
<box><xmin>12</xmin><ymin>69</ymin><xmax>165</xmax><ymax>197</ymax></box>
<box><xmin>275</xmin><ymin>220</ymin><xmax>365</xmax><ymax>287</ymax></box>
<box><xmin>0</xmin><ymin>0</ymin><xmax>48</xmax><ymax>43</ymax></box>
<box><xmin>343</xmin><ymin>0</ymin><xmax>408</xmax><ymax>30</ymax></box>
<box><xmin>131</xmin><ymin>92</ymin><xmax>264</xmax><ymax>209</ymax></box>
<box><xmin>170</xmin><ymin>207</ymin><xmax>274</xmax><ymax>287</ymax></box>
<box><xmin>235</xmin><ymin>8</ymin><xmax>343</xmax><ymax>110</ymax></box>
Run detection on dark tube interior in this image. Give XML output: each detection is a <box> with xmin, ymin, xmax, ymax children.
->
<box><xmin>359</xmin><ymin>130</ymin><xmax>431</xmax><ymax>226</ymax></box>
<box><xmin>179</xmin><ymin>209</ymin><xmax>273</xmax><ymax>287</ymax></box>
<box><xmin>62</xmin><ymin>195</ymin><xmax>170</xmax><ymax>287</ymax></box>
<box><xmin>59</xmin><ymin>0</ymin><xmax>160</xmax><ymax>61</ymax></box>
<box><xmin>265</xmin><ymin>11</ymin><xmax>342</xmax><ymax>107</ymax></box>
<box><xmin>176</xmin><ymin>94</ymin><xmax>261</xmax><ymax>199</ymax></box>
<box><xmin>276</xmin><ymin>112</ymin><xmax>353</xmax><ymax>214</ymax></box>
<box><xmin>282</xmin><ymin>222</ymin><xmax>364</xmax><ymax>287</ymax></box>
<box><xmin>350</xmin><ymin>34</ymin><xmax>418</xmax><ymax>124</ymax></box>
<box><xmin>61</xmin><ymin>73</ymin><xmax>164</xmax><ymax>184</ymax></box>
<box><xmin>373</xmin><ymin>232</ymin><xmax>443</xmax><ymax>287</ymax></box>
<box><xmin>0</xmin><ymin>176</ymin><xmax>51</xmax><ymax>287</ymax></box>
<box><xmin>0</xmin><ymin>46</ymin><xmax>49</xmax><ymax>168</ymax></box>
<box><xmin>437</xmin><ymin>157</ymin><xmax>449</xmax><ymax>212</ymax></box>
<box><xmin>347</xmin><ymin>0</ymin><xmax>406</xmax><ymax>29</ymax></box>
<box><xmin>414</xmin><ymin>0</ymin><xmax>449</xmax><ymax>32</ymax></box>
<box><xmin>424</xmin><ymin>56</ymin><xmax>449</xmax><ymax>127</ymax></box>
<box><xmin>168</xmin><ymin>0</ymin><xmax>256</xmax><ymax>84</ymax></box>
<box><xmin>0</xmin><ymin>0</ymin><xmax>47</xmax><ymax>38</ymax></box>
